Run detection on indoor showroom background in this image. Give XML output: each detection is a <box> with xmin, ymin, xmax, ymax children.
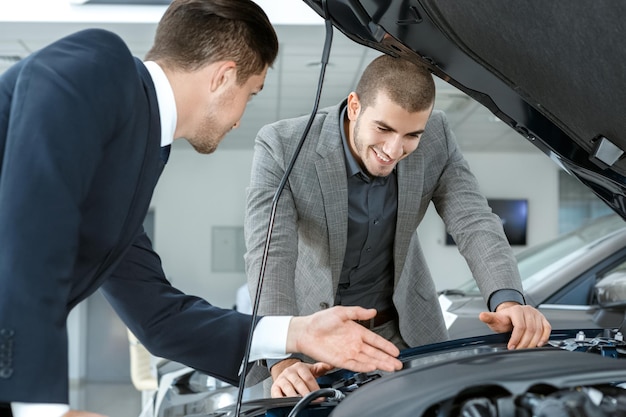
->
<box><xmin>0</xmin><ymin>0</ymin><xmax>613</xmax><ymax>414</ymax></box>
<box><xmin>61</xmin><ymin>28</ymin><xmax>611</xmax><ymax>416</ymax></box>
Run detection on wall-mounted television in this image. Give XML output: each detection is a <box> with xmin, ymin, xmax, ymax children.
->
<box><xmin>446</xmin><ymin>198</ymin><xmax>528</xmax><ymax>246</ymax></box>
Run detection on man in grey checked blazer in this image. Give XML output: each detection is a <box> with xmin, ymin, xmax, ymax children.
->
<box><xmin>244</xmin><ymin>55</ymin><xmax>551</xmax><ymax>397</ymax></box>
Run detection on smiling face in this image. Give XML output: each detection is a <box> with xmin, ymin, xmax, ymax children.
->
<box><xmin>346</xmin><ymin>90</ymin><xmax>432</xmax><ymax>177</ymax></box>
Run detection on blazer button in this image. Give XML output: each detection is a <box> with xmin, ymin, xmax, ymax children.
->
<box><xmin>0</xmin><ymin>329</ymin><xmax>13</xmax><ymax>337</ymax></box>
<box><xmin>319</xmin><ymin>302</ymin><xmax>330</xmax><ymax>309</ymax></box>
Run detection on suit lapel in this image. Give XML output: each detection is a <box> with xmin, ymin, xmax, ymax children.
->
<box><xmin>315</xmin><ymin>108</ymin><xmax>349</xmax><ymax>290</ymax></box>
<box><xmin>394</xmin><ymin>151</ymin><xmax>424</xmax><ymax>285</ymax></box>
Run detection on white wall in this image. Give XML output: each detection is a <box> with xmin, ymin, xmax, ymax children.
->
<box><xmin>149</xmin><ymin>146</ymin><xmax>560</xmax><ymax>307</ymax></box>
<box><xmin>150</xmin><ymin>146</ymin><xmax>255</xmax><ymax>308</ymax></box>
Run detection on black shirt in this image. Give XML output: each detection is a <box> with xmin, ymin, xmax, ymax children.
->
<box><xmin>336</xmin><ymin>105</ymin><xmax>397</xmax><ymax>312</ymax></box>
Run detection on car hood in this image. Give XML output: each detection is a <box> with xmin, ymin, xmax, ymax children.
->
<box><xmin>301</xmin><ymin>0</ymin><xmax>626</xmax><ymax>218</ymax></box>
<box><xmin>201</xmin><ymin>330</ymin><xmax>625</xmax><ymax>417</ymax></box>
<box><xmin>332</xmin><ymin>341</ymin><xmax>626</xmax><ymax>417</ymax></box>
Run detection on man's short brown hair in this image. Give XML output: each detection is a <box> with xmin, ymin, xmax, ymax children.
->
<box><xmin>145</xmin><ymin>0</ymin><xmax>279</xmax><ymax>84</ymax></box>
<box><xmin>355</xmin><ymin>55</ymin><xmax>435</xmax><ymax>112</ymax></box>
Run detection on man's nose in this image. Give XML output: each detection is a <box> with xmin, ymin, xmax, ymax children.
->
<box><xmin>383</xmin><ymin>135</ymin><xmax>404</xmax><ymax>159</ymax></box>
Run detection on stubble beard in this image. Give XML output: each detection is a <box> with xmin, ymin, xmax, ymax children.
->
<box><xmin>353</xmin><ymin>118</ymin><xmax>389</xmax><ymax>178</ymax></box>
<box><xmin>189</xmin><ymin>136</ymin><xmax>219</xmax><ymax>155</ymax></box>
<box><xmin>187</xmin><ymin>114</ymin><xmax>227</xmax><ymax>155</ymax></box>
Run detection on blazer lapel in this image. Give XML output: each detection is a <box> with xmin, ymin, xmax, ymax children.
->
<box><xmin>315</xmin><ymin>108</ymin><xmax>349</xmax><ymax>291</ymax></box>
<box><xmin>394</xmin><ymin>151</ymin><xmax>424</xmax><ymax>286</ymax></box>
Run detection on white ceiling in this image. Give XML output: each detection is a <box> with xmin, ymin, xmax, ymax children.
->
<box><xmin>0</xmin><ymin>0</ymin><xmax>538</xmax><ymax>154</ymax></box>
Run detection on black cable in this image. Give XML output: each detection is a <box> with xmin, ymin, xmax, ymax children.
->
<box><xmin>287</xmin><ymin>388</ymin><xmax>345</xmax><ymax>417</ymax></box>
<box><xmin>233</xmin><ymin>1</ymin><xmax>334</xmax><ymax>416</ymax></box>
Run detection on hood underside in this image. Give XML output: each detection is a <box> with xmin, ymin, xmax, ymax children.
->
<box><xmin>303</xmin><ymin>0</ymin><xmax>626</xmax><ymax>217</ymax></box>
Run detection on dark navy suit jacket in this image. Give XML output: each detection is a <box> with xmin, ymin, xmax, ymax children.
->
<box><xmin>0</xmin><ymin>29</ymin><xmax>255</xmax><ymax>404</ymax></box>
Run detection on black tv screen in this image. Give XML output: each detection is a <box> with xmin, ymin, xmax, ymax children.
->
<box><xmin>446</xmin><ymin>198</ymin><xmax>528</xmax><ymax>246</ymax></box>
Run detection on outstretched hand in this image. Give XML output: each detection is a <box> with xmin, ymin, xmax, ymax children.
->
<box><xmin>479</xmin><ymin>302</ymin><xmax>551</xmax><ymax>350</ymax></box>
<box><xmin>287</xmin><ymin>306</ymin><xmax>402</xmax><ymax>373</ymax></box>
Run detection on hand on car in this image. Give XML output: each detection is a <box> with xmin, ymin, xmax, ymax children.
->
<box><xmin>286</xmin><ymin>306</ymin><xmax>402</xmax><ymax>373</ymax></box>
<box><xmin>270</xmin><ymin>358</ymin><xmax>334</xmax><ymax>398</ymax></box>
<box><xmin>479</xmin><ymin>302</ymin><xmax>551</xmax><ymax>349</ymax></box>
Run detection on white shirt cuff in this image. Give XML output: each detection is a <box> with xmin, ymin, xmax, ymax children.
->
<box><xmin>248</xmin><ymin>316</ymin><xmax>292</xmax><ymax>362</ymax></box>
<box><xmin>12</xmin><ymin>402</ymin><xmax>70</xmax><ymax>417</ymax></box>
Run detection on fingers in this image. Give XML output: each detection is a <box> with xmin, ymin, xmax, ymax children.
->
<box><xmin>270</xmin><ymin>358</ymin><xmax>302</xmax><ymax>381</ymax></box>
<box><xmin>270</xmin><ymin>362</ymin><xmax>332</xmax><ymax>398</ymax></box>
<box><xmin>337</xmin><ymin>323</ymin><xmax>402</xmax><ymax>372</ymax></box>
<box><xmin>480</xmin><ymin>305</ymin><xmax>552</xmax><ymax>350</ymax></box>
<box><xmin>289</xmin><ymin>307</ymin><xmax>402</xmax><ymax>373</ymax></box>
<box><xmin>539</xmin><ymin>315</ymin><xmax>552</xmax><ymax>345</ymax></box>
<box><xmin>506</xmin><ymin>316</ymin><xmax>525</xmax><ymax>350</ymax></box>
<box><xmin>507</xmin><ymin>307</ymin><xmax>552</xmax><ymax>349</ymax></box>
<box><xmin>478</xmin><ymin>311</ymin><xmax>510</xmax><ymax>333</ymax></box>
<box><xmin>358</xmin><ymin>323</ymin><xmax>401</xmax><ymax>358</ymax></box>
<box><xmin>339</xmin><ymin>306</ymin><xmax>377</xmax><ymax>321</ymax></box>
<box><xmin>356</xmin><ymin>331</ymin><xmax>402</xmax><ymax>371</ymax></box>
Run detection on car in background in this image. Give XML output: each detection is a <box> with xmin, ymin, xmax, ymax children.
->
<box><xmin>441</xmin><ymin>213</ymin><xmax>626</xmax><ymax>339</ymax></box>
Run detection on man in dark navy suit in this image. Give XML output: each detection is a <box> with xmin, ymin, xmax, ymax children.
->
<box><xmin>0</xmin><ymin>1</ymin><xmax>402</xmax><ymax>415</ymax></box>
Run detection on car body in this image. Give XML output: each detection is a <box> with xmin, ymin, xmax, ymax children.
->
<box><xmin>154</xmin><ymin>325</ymin><xmax>626</xmax><ymax>417</ymax></box>
<box><xmin>150</xmin><ymin>262</ymin><xmax>626</xmax><ymax>417</ymax></box>
<box><xmin>150</xmin><ymin>1</ymin><xmax>626</xmax><ymax>416</ymax></box>
<box><xmin>442</xmin><ymin>213</ymin><xmax>626</xmax><ymax>339</ymax></box>
<box><xmin>328</xmin><ymin>328</ymin><xmax>626</xmax><ymax>417</ymax></box>
<box><xmin>149</xmin><ymin>253</ymin><xmax>626</xmax><ymax>417</ymax></box>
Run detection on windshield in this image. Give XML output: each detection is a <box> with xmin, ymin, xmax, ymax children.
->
<box><xmin>457</xmin><ymin>214</ymin><xmax>626</xmax><ymax>294</ymax></box>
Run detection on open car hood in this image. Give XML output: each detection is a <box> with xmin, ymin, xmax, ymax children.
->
<box><xmin>302</xmin><ymin>0</ymin><xmax>626</xmax><ymax>218</ymax></box>
<box><xmin>162</xmin><ymin>329</ymin><xmax>626</xmax><ymax>417</ymax></box>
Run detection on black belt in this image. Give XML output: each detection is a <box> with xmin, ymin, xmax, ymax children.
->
<box><xmin>355</xmin><ymin>307</ymin><xmax>398</xmax><ymax>329</ymax></box>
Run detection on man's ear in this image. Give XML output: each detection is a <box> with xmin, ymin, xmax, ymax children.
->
<box><xmin>346</xmin><ymin>92</ymin><xmax>361</xmax><ymax>121</ymax></box>
<box><xmin>209</xmin><ymin>61</ymin><xmax>237</xmax><ymax>92</ymax></box>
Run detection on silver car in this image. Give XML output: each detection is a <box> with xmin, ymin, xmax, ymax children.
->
<box><xmin>440</xmin><ymin>213</ymin><xmax>626</xmax><ymax>339</ymax></box>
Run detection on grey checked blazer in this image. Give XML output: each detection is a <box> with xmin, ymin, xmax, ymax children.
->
<box><xmin>244</xmin><ymin>101</ymin><xmax>522</xmax><ymax>350</ymax></box>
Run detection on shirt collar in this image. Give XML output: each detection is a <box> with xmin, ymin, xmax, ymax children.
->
<box><xmin>143</xmin><ymin>61</ymin><xmax>177</xmax><ymax>148</ymax></box>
